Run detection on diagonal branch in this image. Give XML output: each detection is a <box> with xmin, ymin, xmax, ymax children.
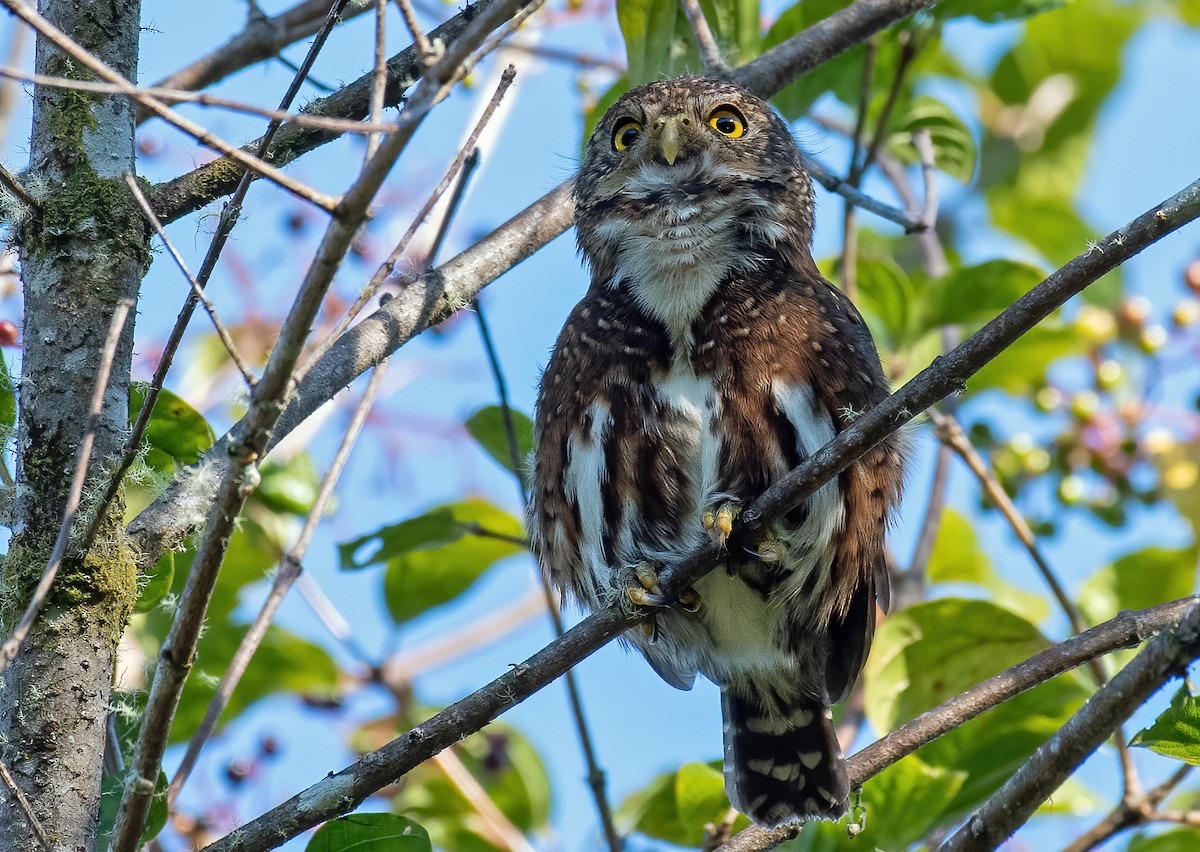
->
<box><xmin>939</xmin><ymin>603</ymin><xmax>1200</xmax><ymax>852</ymax></box>
<box><xmin>202</xmin><ymin>177</ymin><xmax>1200</xmax><ymax>849</ymax></box>
<box><xmin>717</xmin><ymin>597</ymin><xmax>1200</xmax><ymax>851</ymax></box>
<box><xmin>148</xmin><ymin>0</ymin><xmax>503</xmax><ymax>224</ymax></box>
<box><xmin>128</xmin><ymin>0</ymin><xmax>948</xmax><ymax>573</ymax></box>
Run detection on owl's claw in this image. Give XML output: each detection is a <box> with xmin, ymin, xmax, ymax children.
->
<box><xmin>622</xmin><ymin>561</ymin><xmax>702</xmax><ymax>621</ymax></box>
<box><xmin>702</xmin><ymin>502</ymin><xmax>741</xmax><ymax>548</ymax></box>
<box><xmin>747</xmin><ymin>532</ymin><xmax>787</xmax><ymax>564</ymax></box>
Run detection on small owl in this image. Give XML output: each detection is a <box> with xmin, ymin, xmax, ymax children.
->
<box><xmin>530</xmin><ymin>76</ymin><xmax>905</xmax><ymax>827</ymax></box>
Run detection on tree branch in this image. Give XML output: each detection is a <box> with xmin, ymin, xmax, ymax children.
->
<box><xmin>127</xmin><ymin>0</ymin><xmax>947</xmax><ymax>573</ymax></box>
<box><xmin>939</xmin><ymin>603</ymin><xmax>1200</xmax><ymax>852</ymax></box>
<box><xmin>202</xmin><ymin>171</ymin><xmax>1200</xmax><ymax>846</ymax></box>
<box><xmin>718</xmin><ymin>597</ymin><xmax>1200</xmax><ymax>851</ymax></box>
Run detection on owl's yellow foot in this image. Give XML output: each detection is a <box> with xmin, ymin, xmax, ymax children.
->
<box><xmin>702</xmin><ymin>502</ymin><xmax>741</xmax><ymax>548</ymax></box>
<box><xmin>621</xmin><ymin>562</ymin><xmax>702</xmax><ymax>618</ymax></box>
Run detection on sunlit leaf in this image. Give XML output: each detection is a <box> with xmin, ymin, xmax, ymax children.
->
<box><xmin>618</xmin><ymin>760</ymin><xmax>750</xmax><ymax>845</ymax></box>
<box><xmin>936</xmin><ymin>0</ymin><xmax>1067</xmax><ymax>22</ymax></box>
<box><xmin>865</xmin><ymin>598</ymin><xmax>1089</xmax><ymax>814</ymax></box>
<box><xmin>98</xmin><ymin>769</ymin><xmax>167</xmax><ymax>849</ymax></box>
<box><xmin>128</xmin><ymin>383</ymin><xmax>215</xmax><ymax>471</ymax></box>
<box><xmin>927</xmin><ymin>509</ymin><xmax>1049</xmax><ymax>622</ymax></box>
<box><xmin>1078</xmin><ymin>546</ymin><xmax>1198</xmax><ymax>627</ymax></box>
<box><xmin>1154</xmin><ymin>442</ymin><xmax>1200</xmax><ymax>537</ymax></box>
<box><xmin>1131</xmin><ymin>685</ymin><xmax>1200</xmax><ymax>766</ymax></box>
<box><xmin>0</xmin><ymin>356</ymin><xmax>15</xmax><ymax>435</ymax></box>
<box><xmin>1129</xmin><ymin>828</ymin><xmax>1200</xmax><ymax>852</ymax></box>
<box><xmin>306</xmin><ymin>814</ymin><xmax>432</xmax><ymax>852</ymax></box>
<box><xmin>465</xmin><ymin>405</ymin><xmax>534</xmax><ymax>485</ymax></box>
<box><xmin>617</xmin><ymin>0</ymin><xmax>703</xmax><ymax>84</ymax></box>
<box><xmin>336</xmin><ymin>500</ymin><xmax>524</xmax><ymax>624</ymax></box>
<box><xmin>922</xmin><ymin>260</ymin><xmax>1044</xmax><ymax>331</ymax></box>
<box><xmin>860</xmin><ymin>756</ymin><xmax>966</xmax><ymax>849</ymax></box>
<box><xmin>852</xmin><ymin>256</ymin><xmax>918</xmax><ymax>351</ymax></box>
<box><xmin>365</xmin><ymin>715</ymin><xmax>550</xmax><ymax>849</ymax></box>
<box><xmin>1038</xmin><ymin>776</ymin><xmax>1105</xmax><ymax>816</ymax></box>
<box><xmin>255</xmin><ymin>453</ymin><xmax>321</xmax><ymax>516</ymax></box>
<box><xmin>888</xmin><ymin>96</ymin><xmax>978</xmax><ymax>183</ymax></box>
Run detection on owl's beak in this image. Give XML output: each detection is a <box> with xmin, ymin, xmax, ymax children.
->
<box><xmin>654</xmin><ymin>114</ymin><xmax>688</xmax><ymax>166</ymax></box>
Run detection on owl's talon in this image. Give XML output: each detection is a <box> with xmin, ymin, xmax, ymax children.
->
<box><xmin>703</xmin><ymin>502</ymin><xmax>741</xmax><ymax>548</ymax></box>
<box><xmin>676</xmin><ymin>586</ymin><xmax>702</xmax><ymax>613</ymax></box>
<box><xmin>748</xmin><ymin>534</ymin><xmax>787</xmax><ymax>564</ymax></box>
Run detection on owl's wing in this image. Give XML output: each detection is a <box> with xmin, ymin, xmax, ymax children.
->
<box><xmin>774</xmin><ymin>274</ymin><xmax>906</xmax><ymax>704</ymax></box>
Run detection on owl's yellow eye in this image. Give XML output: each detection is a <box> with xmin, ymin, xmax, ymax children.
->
<box><xmin>709</xmin><ymin>107</ymin><xmax>746</xmax><ymax>138</ymax></box>
<box><xmin>613</xmin><ymin>119</ymin><xmax>642</xmax><ymax>152</ymax></box>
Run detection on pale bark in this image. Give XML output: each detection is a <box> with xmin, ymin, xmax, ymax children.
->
<box><xmin>0</xmin><ymin>1</ymin><xmax>145</xmax><ymax>849</ymax></box>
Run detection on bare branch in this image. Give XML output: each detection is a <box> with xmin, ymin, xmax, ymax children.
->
<box><xmin>167</xmin><ymin>360</ymin><xmax>388</xmax><ymax>804</ymax></box>
<box><xmin>940</xmin><ymin>603</ymin><xmax>1200</xmax><ymax>852</ymax></box>
<box><xmin>679</xmin><ymin>0</ymin><xmax>725</xmax><ymax>74</ymax></box>
<box><xmin>0</xmin><ymin>0</ymin><xmax>339</xmax><ymax>212</ymax></box>
<box><xmin>0</xmin><ymin>159</ymin><xmax>34</xmax><ymax>210</ymax></box>
<box><xmin>203</xmin><ymin>174</ymin><xmax>1200</xmax><ymax>848</ymax></box>
<box><xmin>0</xmin><ymin>66</ymin><xmax>400</xmax><ymax>135</ymax></box>
<box><xmin>365</xmin><ymin>0</ymin><xmax>389</xmax><ymax>161</ymax></box>
<box><xmin>0</xmin><ymin>299</ymin><xmax>132</xmax><ymax>677</ymax></box>
<box><xmin>393</xmin><ymin>0</ymin><xmax>436</xmax><ymax>64</ymax></box>
<box><xmin>122</xmin><ymin>174</ymin><xmax>257</xmax><ymax>389</ymax></box>
<box><xmin>0</xmin><ymin>759</ymin><xmax>51</xmax><ymax>851</ymax></box>
<box><xmin>719</xmin><ymin>598</ymin><xmax>1200</xmax><ymax>851</ymax></box>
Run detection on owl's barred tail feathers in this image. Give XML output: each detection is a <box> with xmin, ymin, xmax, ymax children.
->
<box><xmin>721</xmin><ymin>688</ymin><xmax>849</xmax><ymax>827</ymax></box>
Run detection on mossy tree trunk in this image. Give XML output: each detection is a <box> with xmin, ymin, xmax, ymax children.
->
<box><xmin>0</xmin><ymin>1</ymin><xmax>145</xmax><ymax>848</ymax></box>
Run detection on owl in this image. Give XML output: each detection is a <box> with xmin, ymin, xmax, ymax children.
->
<box><xmin>529</xmin><ymin>76</ymin><xmax>905</xmax><ymax>827</ymax></box>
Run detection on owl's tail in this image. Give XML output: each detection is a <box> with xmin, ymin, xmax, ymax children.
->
<box><xmin>721</xmin><ymin>687</ymin><xmax>848</xmax><ymax>827</ymax></box>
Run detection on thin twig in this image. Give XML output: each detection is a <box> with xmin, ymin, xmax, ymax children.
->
<box><xmin>78</xmin><ymin>0</ymin><xmax>355</xmax><ymax>569</ymax></box>
<box><xmin>0</xmin><ymin>0</ymin><xmax>339</xmax><ymax>212</ymax></box>
<box><xmin>393</xmin><ymin>0</ymin><xmax>436</xmax><ymax>63</ymax></box>
<box><xmin>0</xmin><ymin>759</ymin><xmax>51</xmax><ymax>851</ymax></box>
<box><xmin>0</xmin><ymin>299</ymin><xmax>132</xmax><ymax>676</ymax></box>
<box><xmin>679</xmin><ymin>0</ymin><xmax>725</xmax><ymax>74</ymax></box>
<box><xmin>431</xmin><ymin>748</ymin><xmax>537</xmax><ymax>852</ymax></box>
<box><xmin>298</xmin><ymin>65</ymin><xmax>516</xmax><ymax>379</ymax></box>
<box><xmin>912</xmin><ymin>128</ymin><xmax>939</xmax><ymax>231</ymax></box>
<box><xmin>838</xmin><ymin>38</ymin><xmax>876</xmax><ymax>299</ymax></box>
<box><xmin>801</xmin><ymin>153</ymin><xmax>925</xmax><ymax>233</ymax></box>
<box><xmin>167</xmin><ymin>360</ymin><xmax>388</xmax><ymax>805</ymax></box>
<box><xmin>719</xmin><ymin>598</ymin><xmax>1200</xmax><ymax>851</ymax></box>
<box><xmin>122</xmin><ymin>174</ymin><xmax>257</xmax><ymax>389</ymax></box>
<box><xmin>939</xmin><ymin>603</ymin><xmax>1200</xmax><ymax>852</ymax></box>
<box><xmin>114</xmin><ymin>1</ymin><xmax>541</xmax><ymax>843</ymax></box>
<box><xmin>294</xmin><ymin>573</ymin><xmax>379</xmax><ymax>667</ymax></box>
<box><xmin>0</xmin><ymin>66</ymin><xmax>399</xmax><ymax>135</ymax></box>
<box><xmin>0</xmin><ymin>160</ymin><xmax>34</xmax><ymax>210</ymax></box>
<box><xmin>365</xmin><ymin>0</ymin><xmax>389</xmax><ymax>161</ymax></box>
<box><xmin>1065</xmin><ymin>764</ymin><xmax>1194</xmax><ymax>852</ymax></box>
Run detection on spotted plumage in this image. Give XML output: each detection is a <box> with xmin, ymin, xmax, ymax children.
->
<box><xmin>530</xmin><ymin>76</ymin><xmax>905</xmax><ymax>827</ymax></box>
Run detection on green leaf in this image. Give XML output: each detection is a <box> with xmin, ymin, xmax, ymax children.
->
<box><xmin>255</xmin><ymin>452</ymin><xmax>321</xmax><ymax>516</ymax></box>
<box><xmin>339</xmin><ymin>500</ymin><xmax>523</xmax><ymax>573</ymax></box>
<box><xmin>921</xmin><ymin>260</ymin><xmax>1044</xmax><ymax>331</ymax></box>
<box><xmin>618</xmin><ymin>760</ymin><xmax>749</xmax><ymax>845</ymax></box>
<box><xmin>865</xmin><ymin>598</ymin><xmax>1089</xmax><ymax>814</ymax></box>
<box><xmin>1131</xmin><ymin>685</ymin><xmax>1200</xmax><ymax>766</ymax></box>
<box><xmin>936</xmin><ymin>0</ymin><xmax>1067</xmax><ymax>22</ymax></box>
<box><xmin>133</xmin><ymin>551</ymin><xmax>174</xmax><ymax>614</ymax></box>
<box><xmin>128</xmin><ymin>383</ymin><xmax>215</xmax><ymax>469</ymax></box>
<box><xmin>888</xmin><ymin>96</ymin><xmax>978</xmax><ymax>183</ymax></box>
<box><xmin>98</xmin><ymin>770</ymin><xmax>167</xmax><ymax>849</ymax></box>
<box><xmin>852</xmin><ymin>256</ymin><xmax>918</xmax><ymax>351</ymax></box>
<box><xmin>465</xmin><ymin>406</ymin><xmax>534</xmax><ymax>486</ymax></box>
<box><xmin>927</xmin><ymin>509</ymin><xmax>1049</xmax><ymax>622</ymax></box>
<box><xmin>306</xmin><ymin>814</ymin><xmax>432</xmax><ymax>852</ymax></box>
<box><xmin>988</xmin><ymin>192</ymin><xmax>1093</xmax><ymax>268</ymax></box>
<box><xmin>1154</xmin><ymin>442</ymin><xmax>1200</xmax><ymax>538</ymax></box>
<box><xmin>0</xmin><ymin>356</ymin><xmax>15</xmax><ymax>435</ymax></box>
<box><xmin>968</xmin><ymin>322</ymin><xmax>1084</xmax><ymax>396</ymax></box>
<box><xmin>338</xmin><ymin>500</ymin><xmax>524</xmax><ymax>625</ymax></box>
<box><xmin>616</xmin><ymin>0</ymin><xmax>760</xmax><ymax>84</ymax></box>
<box><xmin>1129</xmin><ymin>828</ymin><xmax>1200</xmax><ymax>852</ymax></box>
<box><xmin>373</xmin><ymin>716</ymin><xmax>549</xmax><ymax>849</ymax></box>
<box><xmin>1078</xmin><ymin>546</ymin><xmax>1198</xmax><ymax>627</ymax></box>
<box><xmin>674</xmin><ymin>762</ymin><xmax>729</xmax><ymax>830</ymax></box>
<box><xmin>1038</xmin><ymin>776</ymin><xmax>1104</xmax><ymax>816</ymax></box>
<box><xmin>860</xmin><ymin>756</ymin><xmax>966</xmax><ymax>849</ymax></box>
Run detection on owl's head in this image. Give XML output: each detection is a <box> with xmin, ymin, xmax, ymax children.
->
<box><xmin>574</xmin><ymin>76</ymin><xmax>815</xmax><ymax>281</ymax></box>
